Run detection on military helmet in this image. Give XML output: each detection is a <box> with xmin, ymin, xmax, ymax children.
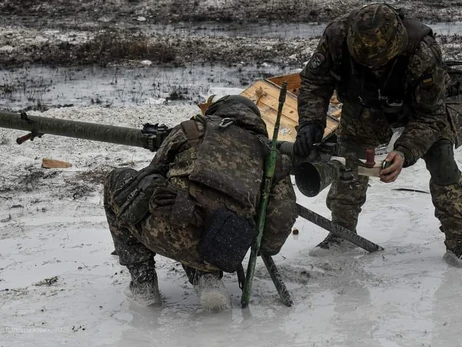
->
<box><xmin>347</xmin><ymin>4</ymin><xmax>408</xmax><ymax>69</ymax></box>
<box><xmin>205</xmin><ymin>95</ymin><xmax>261</xmax><ymax>117</ymax></box>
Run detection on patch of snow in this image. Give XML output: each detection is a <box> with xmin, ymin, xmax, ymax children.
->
<box><xmin>203</xmin><ymin>87</ymin><xmax>245</xmax><ymax>102</ymax></box>
<box><xmin>144</xmin><ymin>97</ymin><xmax>166</xmax><ymax>105</ymax></box>
<box><xmin>0</xmin><ymin>45</ymin><xmax>14</xmax><ymax>53</ymax></box>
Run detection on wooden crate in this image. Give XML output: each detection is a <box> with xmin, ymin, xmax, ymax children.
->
<box><xmin>199</xmin><ymin>72</ymin><xmax>341</xmax><ymax>142</ymax></box>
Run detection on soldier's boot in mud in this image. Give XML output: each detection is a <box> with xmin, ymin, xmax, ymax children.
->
<box><xmin>443</xmin><ymin>241</ymin><xmax>462</xmax><ymax>268</ymax></box>
<box><xmin>309</xmin><ymin>232</ymin><xmax>358</xmax><ymax>257</ymax></box>
<box><xmin>193</xmin><ymin>273</ymin><xmax>231</xmax><ymax>312</ymax></box>
<box><xmin>124</xmin><ymin>259</ymin><xmax>162</xmax><ymax>307</ymax></box>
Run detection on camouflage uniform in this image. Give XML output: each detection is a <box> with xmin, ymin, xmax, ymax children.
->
<box><xmin>298</xmin><ymin>12</ymin><xmax>462</xmax><ymax>251</ymax></box>
<box><xmin>104</xmin><ymin>100</ymin><xmax>298</xmax><ymax>278</ymax></box>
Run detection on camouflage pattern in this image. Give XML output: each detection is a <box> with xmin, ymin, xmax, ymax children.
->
<box><xmin>299</xmin><ymin>10</ymin><xmax>462</xmax><ymax>248</ymax></box>
<box><xmin>394</xmin><ymin>35</ymin><xmax>452</xmax><ymax>166</ymax></box>
<box><xmin>431</xmin><ymin>181</ymin><xmax>462</xmax><ymax>251</ymax></box>
<box><xmin>326</xmin><ymin>143</ymin><xmax>370</xmax><ymax>232</ymax></box>
<box><xmin>424</xmin><ymin>139</ymin><xmax>462</xmax><ymax>251</ymax></box>
<box><xmin>185</xmin><ymin>113</ymin><xmax>267</xmax><ymax>217</ymax></box>
<box><xmin>446</xmin><ymin>97</ymin><xmax>462</xmax><ymax>148</ymax></box>
<box><xmin>347</xmin><ymin>4</ymin><xmax>408</xmax><ymax>69</ymax></box>
<box><xmin>335</xmin><ymin>105</ymin><xmax>394</xmax><ymax>149</ymax></box>
<box><xmin>261</xmin><ymin>175</ymin><xmax>297</xmax><ymax>255</ymax></box>
<box><xmin>298</xmin><ymin>14</ymin><xmax>452</xmax><ymax>167</ymax></box>
<box><xmin>104</xmin><ymin>173</ymin><xmax>155</xmax><ymax>267</ymax></box>
<box><xmin>104</xmin><ymin>101</ymin><xmax>298</xmax><ymax>272</ymax></box>
<box><xmin>324</xmin><ymin>138</ymin><xmax>462</xmax><ymax>250</ymax></box>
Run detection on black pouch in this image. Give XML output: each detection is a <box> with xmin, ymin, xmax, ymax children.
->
<box><xmin>198</xmin><ymin>208</ymin><xmax>258</xmax><ymax>273</ymax></box>
<box><xmin>113</xmin><ymin>169</ymin><xmax>165</xmax><ymax>225</ymax></box>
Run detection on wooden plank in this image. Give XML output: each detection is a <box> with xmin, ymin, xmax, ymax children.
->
<box><xmin>197</xmin><ymin>73</ymin><xmax>342</xmax><ymax>142</ymax></box>
<box><xmin>260</xmin><ymin>109</ymin><xmax>297</xmax><ymax>142</ymax></box>
<box><xmin>42</xmin><ymin>158</ymin><xmax>72</xmax><ymax>169</ymax></box>
<box><xmin>241</xmin><ymin>83</ymin><xmax>298</xmax><ymax>125</ymax></box>
<box><xmin>267</xmin><ymin>73</ymin><xmax>301</xmax><ymax>94</ymax></box>
<box><xmin>241</xmin><ymin>80</ymin><xmax>299</xmax><ymax>142</ymax></box>
<box><xmin>243</xmin><ymin>79</ymin><xmax>340</xmax><ymax>141</ymax></box>
<box><xmin>241</xmin><ymin>81</ymin><xmax>298</xmax><ymax>116</ymax></box>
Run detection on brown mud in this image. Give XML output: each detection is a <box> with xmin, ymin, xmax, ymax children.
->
<box><xmin>0</xmin><ymin>0</ymin><xmax>462</xmax><ymax>68</ymax></box>
<box><xmin>3</xmin><ymin>0</ymin><xmax>462</xmax><ymax>25</ymax></box>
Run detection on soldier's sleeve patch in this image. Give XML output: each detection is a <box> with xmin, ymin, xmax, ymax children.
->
<box><xmin>309</xmin><ymin>52</ymin><xmax>326</xmax><ymax>69</ymax></box>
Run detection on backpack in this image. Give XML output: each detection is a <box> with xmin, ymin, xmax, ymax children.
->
<box><xmin>188</xmin><ymin>115</ymin><xmax>265</xmax><ymax>210</ymax></box>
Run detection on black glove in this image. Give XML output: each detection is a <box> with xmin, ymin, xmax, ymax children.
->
<box><xmin>152</xmin><ymin>185</ymin><xmax>177</xmax><ymax>207</ymax></box>
<box><xmin>293</xmin><ymin>122</ymin><xmax>324</xmax><ymax>157</ymax></box>
<box><xmin>151</xmin><ymin>185</ymin><xmax>199</xmax><ymax>227</ymax></box>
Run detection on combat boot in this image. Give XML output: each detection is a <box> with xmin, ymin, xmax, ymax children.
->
<box><xmin>193</xmin><ymin>273</ymin><xmax>231</xmax><ymax>312</ymax></box>
<box><xmin>443</xmin><ymin>241</ymin><xmax>462</xmax><ymax>268</ymax></box>
<box><xmin>309</xmin><ymin>232</ymin><xmax>356</xmax><ymax>257</ymax></box>
<box><xmin>124</xmin><ymin>260</ymin><xmax>162</xmax><ymax>307</ymax></box>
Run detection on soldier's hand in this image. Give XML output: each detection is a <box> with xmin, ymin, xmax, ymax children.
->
<box><xmin>294</xmin><ymin>122</ymin><xmax>324</xmax><ymax>157</ymax></box>
<box><xmin>380</xmin><ymin>151</ymin><xmax>405</xmax><ymax>183</ymax></box>
<box><xmin>152</xmin><ymin>185</ymin><xmax>177</xmax><ymax>207</ymax></box>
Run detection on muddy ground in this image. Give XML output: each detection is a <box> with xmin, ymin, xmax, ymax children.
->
<box><xmin>0</xmin><ymin>0</ymin><xmax>462</xmax><ymax>68</ymax></box>
<box><xmin>4</xmin><ymin>0</ymin><xmax>462</xmax><ymax>25</ymax></box>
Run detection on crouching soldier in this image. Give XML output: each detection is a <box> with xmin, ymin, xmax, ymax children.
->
<box><xmin>103</xmin><ymin>95</ymin><xmax>298</xmax><ymax>311</ymax></box>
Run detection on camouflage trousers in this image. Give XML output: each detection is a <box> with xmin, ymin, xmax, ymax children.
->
<box><xmin>104</xmin><ymin>168</ymin><xmax>222</xmax><ymax>280</ymax></box>
<box><xmin>327</xmin><ymin>139</ymin><xmax>462</xmax><ymax>251</ymax></box>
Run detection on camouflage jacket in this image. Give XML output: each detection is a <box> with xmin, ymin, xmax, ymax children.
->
<box><xmin>149</xmin><ymin>101</ymin><xmax>298</xmax><ymax>255</ymax></box>
<box><xmin>298</xmin><ymin>13</ymin><xmax>451</xmax><ymax>167</ymax></box>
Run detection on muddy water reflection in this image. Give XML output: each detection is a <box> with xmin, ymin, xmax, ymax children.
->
<box><xmin>147</xmin><ymin>21</ymin><xmax>462</xmax><ymax>39</ymax></box>
<box><xmin>0</xmin><ymin>64</ymin><xmax>295</xmax><ymax>109</ymax></box>
<box><xmin>2</xmin><ymin>20</ymin><xmax>462</xmax><ymax>110</ymax></box>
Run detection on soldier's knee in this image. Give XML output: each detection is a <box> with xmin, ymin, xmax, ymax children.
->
<box><xmin>104</xmin><ymin>168</ymin><xmax>138</xmax><ymax>196</ymax></box>
<box><xmin>424</xmin><ymin>139</ymin><xmax>461</xmax><ymax>185</ymax></box>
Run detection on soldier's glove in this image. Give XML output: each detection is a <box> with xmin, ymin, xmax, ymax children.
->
<box><xmin>152</xmin><ymin>185</ymin><xmax>177</xmax><ymax>207</ymax></box>
<box><xmin>151</xmin><ymin>185</ymin><xmax>199</xmax><ymax>228</ymax></box>
<box><xmin>294</xmin><ymin>122</ymin><xmax>324</xmax><ymax>157</ymax></box>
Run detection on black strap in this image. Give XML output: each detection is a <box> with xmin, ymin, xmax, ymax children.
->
<box><xmin>237</xmin><ymin>263</ymin><xmax>246</xmax><ymax>290</ymax></box>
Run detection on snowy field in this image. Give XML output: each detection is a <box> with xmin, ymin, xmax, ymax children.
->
<box><xmin>1</xmin><ymin>103</ymin><xmax>462</xmax><ymax>347</ymax></box>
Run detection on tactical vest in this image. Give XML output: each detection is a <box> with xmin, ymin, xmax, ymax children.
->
<box><xmin>336</xmin><ymin>16</ymin><xmax>434</xmax><ymax>124</ymax></box>
<box><xmin>167</xmin><ymin>115</ymin><xmax>267</xmax><ymax>217</ymax></box>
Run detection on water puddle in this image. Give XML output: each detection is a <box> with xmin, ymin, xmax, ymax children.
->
<box><xmin>0</xmin><ymin>63</ymin><xmax>296</xmax><ymax>109</ymax></box>
<box><xmin>1</xmin><ymin>20</ymin><xmax>462</xmax><ymax>110</ymax></box>
<box><xmin>146</xmin><ymin>20</ymin><xmax>462</xmax><ymax>39</ymax></box>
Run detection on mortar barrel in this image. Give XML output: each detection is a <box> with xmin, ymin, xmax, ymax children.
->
<box><xmin>0</xmin><ymin>110</ymin><xmax>157</xmax><ymax>150</ymax></box>
<box><xmin>294</xmin><ymin>160</ymin><xmax>342</xmax><ymax>197</ymax></box>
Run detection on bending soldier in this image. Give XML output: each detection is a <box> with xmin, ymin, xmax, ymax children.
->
<box><xmin>295</xmin><ymin>4</ymin><xmax>462</xmax><ymax>267</ymax></box>
<box><xmin>104</xmin><ymin>95</ymin><xmax>298</xmax><ymax>311</ymax></box>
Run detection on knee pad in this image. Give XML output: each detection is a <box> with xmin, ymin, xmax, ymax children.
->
<box><xmin>106</xmin><ymin>168</ymin><xmax>138</xmax><ymax>192</ymax></box>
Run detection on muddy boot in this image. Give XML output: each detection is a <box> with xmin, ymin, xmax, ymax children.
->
<box><xmin>443</xmin><ymin>241</ymin><xmax>462</xmax><ymax>268</ymax></box>
<box><xmin>124</xmin><ymin>260</ymin><xmax>162</xmax><ymax>307</ymax></box>
<box><xmin>193</xmin><ymin>273</ymin><xmax>230</xmax><ymax>312</ymax></box>
<box><xmin>309</xmin><ymin>233</ymin><xmax>356</xmax><ymax>257</ymax></box>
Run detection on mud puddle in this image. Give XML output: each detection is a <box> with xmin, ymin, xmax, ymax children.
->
<box><xmin>147</xmin><ymin>20</ymin><xmax>462</xmax><ymax>39</ymax></box>
<box><xmin>2</xmin><ymin>18</ymin><xmax>462</xmax><ymax>111</ymax></box>
<box><xmin>0</xmin><ymin>63</ymin><xmax>295</xmax><ymax>110</ymax></box>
